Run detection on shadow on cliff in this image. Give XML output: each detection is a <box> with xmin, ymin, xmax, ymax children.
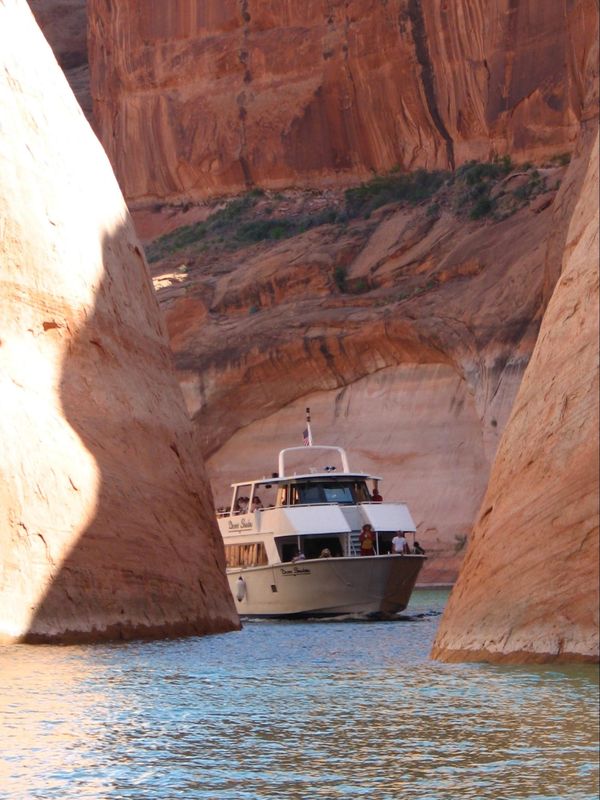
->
<box><xmin>23</xmin><ymin>223</ymin><xmax>238</xmax><ymax>643</ymax></box>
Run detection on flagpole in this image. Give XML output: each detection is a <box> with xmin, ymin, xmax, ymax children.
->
<box><xmin>305</xmin><ymin>407</ymin><xmax>313</xmax><ymax>446</ymax></box>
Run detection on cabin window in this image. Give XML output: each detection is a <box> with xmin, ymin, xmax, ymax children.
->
<box><xmin>322</xmin><ymin>485</ymin><xmax>354</xmax><ymax>503</ymax></box>
<box><xmin>280</xmin><ymin>480</ymin><xmax>371</xmax><ymax>506</ymax></box>
<box><xmin>225</xmin><ymin>542</ymin><xmax>268</xmax><ymax>568</ymax></box>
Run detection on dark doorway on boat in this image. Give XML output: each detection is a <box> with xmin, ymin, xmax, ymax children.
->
<box><xmin>303</xmin><ymin>537</ymin><xmax>343</xmax><ymax>559</ymax></box>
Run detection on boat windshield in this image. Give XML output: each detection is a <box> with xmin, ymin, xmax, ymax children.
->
<box><xmin>288</xmin><ymin>480</ymin><xmax>370</xmax><ymax>506</ymax></box>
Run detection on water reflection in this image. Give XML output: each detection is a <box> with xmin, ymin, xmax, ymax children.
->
<box><xmin>0</xmin><ymin>589</ymin><xmax>597</xmax><ymax>799</ymax></box>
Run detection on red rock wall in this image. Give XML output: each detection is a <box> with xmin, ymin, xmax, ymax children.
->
<box><xmin>28</xmin><ymin>0</ymin><xmax>92</xmax><ymax>119</ymax></box>
<box><xmin>161</xmin><ymin>176</ymin><xmax>558</xmax><ymax>581</ymax></box>
<box><xmin>88</xmin><ymin>0</ymin><xmax>596</xmax><ymax>203</ymax></box>
<box><xmin>431</xmin><ymin>125</ymin><xmax>599</xmax><ymax>663</ymax></box>
<box><xmin>0</xmin><ymin>0</ymin><xmax>238</xmax><ymax>643</ymax></box>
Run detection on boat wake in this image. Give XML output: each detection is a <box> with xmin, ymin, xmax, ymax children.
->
<box><xmin>241</xmin><ymin>610</ymin><xmax>442</xmax><ymax>624</ymax></box>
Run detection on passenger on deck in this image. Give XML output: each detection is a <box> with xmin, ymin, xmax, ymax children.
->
<box><xmin>359</xmin><ymin>524</ymin><xmax>376</xmax><ymax>556</ymax></box>
<box><xmin>292</xmin><ymin>549</ymin><xmax>306</xmax><ymax>562</ymax></box>
<box><xmin>392</xmin><ymin>531</ymin><xmax>409</xmax><ymax>554</ymax></box>
<box><xmin>238</xmin><ymin>496</ymin><xmax>249</xmax><ymax>514</ymax></box>
<box><xmin>413</xmin><ymin>541</ymin><xmax>426</xmax><ymax>555</ymax></box>
<box><xmin>319</xmin><ymin>548</ymin><xmax>332</xmax><ymax>558</ymax></box>
<box><xmin>371</xmin><ymin>488</ymin><xmax>383</xmax><ymax>502</ymax></box>
<box><xmin>251</xmin><ymin>496</ymin><xmax>263</xmax><ymax>511</ymax></box>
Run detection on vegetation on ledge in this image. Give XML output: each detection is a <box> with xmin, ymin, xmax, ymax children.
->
<box><xmin>146</xmin><ymin>156</ymin><xmax>563</xmax><ymax>264</ymax></box>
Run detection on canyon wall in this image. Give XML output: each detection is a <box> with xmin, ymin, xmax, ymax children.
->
<box><xmin>28</xmin><ymin>0</ymin><xmax>91</xmax><ymax>119</ymax></box>
<box><xmin>431</xmin><ymin>125</ymin><xmax>599</xmax><ymax>663</ymax></box>
<box><xmin>153</xmin><ymin>167</ymin><xmax>568</xmax><ymax>581</ymax></box>
<box><xmin>87</xmin><ymin>0</ymin><xmax>596</xmax><ymax>203</ymax></box>
<box><xmin>0</xmin><ymin>0</ymin><xmax>238</xmax><ymax>643</ymax></box>
<box><xmin>29</xmin><ymin>0</ymin><xmax>598</xmax><ymax>594</ymax></box>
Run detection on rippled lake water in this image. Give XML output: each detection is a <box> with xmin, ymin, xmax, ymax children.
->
<box><xmin>0</xmin><ymin>588</ymin><xmax>598</xmax><ymax>799</ymax></box>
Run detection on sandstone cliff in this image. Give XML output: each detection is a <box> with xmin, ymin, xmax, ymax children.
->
<box><xmin>88</xmin><ymin>0</ymin><xmax>597</xmax><ymax>203</ymax></box>
<box><xmin>0</xmin><ymin>0</ymin><xmax>238</xmax><ymax>643</ymax></box>
<box><xmin>141</xmin><ymin>153</ymin><xmax>580</xmax><ymax>583</ymax></box>
<box><xmin>29</xmin><ymin>0</ymin><xmax>598</xmax><ymax>592</ymax></box>
<box><xmin>430</xmin><ymin>125</ymin><xmax>599</xmax><ymax>663</ymax></box>
<box><xmin>28</xmin><ymin>0</ymin><xmax>91</xmax><ymax>119</ymax></box>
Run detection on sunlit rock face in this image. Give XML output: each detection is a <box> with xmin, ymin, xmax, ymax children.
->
<box><xmin>0</xmin><ymin>0</ymin><xmax>238</xmax><ymax>643</ymax></box>
<box><xmin>87</xmin><ymin>0</ymin><xmax>596</xmax><ymax>203</ymax></box>
<box><xmin>431</xmin><ymin>127</ymin><xmax>599</xmax><ymax>663</ymax></box>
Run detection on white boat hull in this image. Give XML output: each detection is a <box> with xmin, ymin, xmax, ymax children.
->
<box><xmin>228</xmin><ymin>554</ymin><xmax>425</xmax><ymax>617</ymax></box>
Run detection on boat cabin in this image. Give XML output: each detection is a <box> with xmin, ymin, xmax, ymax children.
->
<box><xmin>217</xmin><ymin>445</ymin><xmax>417</xmax><ymax>568</ymax></box>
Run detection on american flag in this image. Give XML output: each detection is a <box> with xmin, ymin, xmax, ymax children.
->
<box><xmin>303</xmin><ymin>428</ymin><xmax>311</xmax><ymax>446</ymax></box>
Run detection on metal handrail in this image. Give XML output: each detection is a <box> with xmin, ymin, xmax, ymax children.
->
<box><xmin>278</xmin><ymin>445</ymin><xmax>350</xmax><ymax>476</ymax></box>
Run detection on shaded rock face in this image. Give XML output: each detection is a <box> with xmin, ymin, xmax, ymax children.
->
<box><xmin>87</xmin><ymin>0</ymin><xmax>596</xmax><ymax>203</ymax></box>
<box><xmin>28</xmin><ymin>0</ymin><xmax>92</xmax><ymax>119</ymax></box>
<box><xmin>431</xmin><ymin>127</ymin><xmax>599</xmax><ymax>663</ymax></box>
<box><xmin>0</xmin><ymin>0</ymin><xmax>238</xmax><ymax>643</ymax></box>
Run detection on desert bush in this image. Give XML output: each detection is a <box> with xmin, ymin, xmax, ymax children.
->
<box><xmin>513</xmin><ymin>170</ymin><xmax>546</xmax><ymax>202</ymax></box>
<box><xmin>235</xmin><ymin>218</ymin><xmax>296</xmax><ymax>242</ymax></box>
<box><xmin>146</xmin><ymin>222</ymin><xmax>208</xmax><ymax>262</ymax></box>
<box><xmin>550</xmin><ymin>152</ymin><xmax>571</xmax><ymax>167</ymax></box>
<box><xmin>344</xmin><ymin>168</ymin><xmax>449</xmax><ymax>218</ymax></box>
<box><xmin>333</xmin><ymin>266</ymin><xmax>347</xmax><ymax>292</ymax></box>
<box><xmin>470</xmin><ymin>196</ymin><xmax>495</xmax><ymax>219</ymax></box>
<box><xmin>456</xmin><ymin>156</ymin><xmax>512</xmax><ymax>186</ymax></box>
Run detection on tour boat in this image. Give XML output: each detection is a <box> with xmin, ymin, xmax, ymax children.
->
<box><xmin>216</xmin><ymin>433</ymin><xmax>426</xmax><ymax>618</ymax></box>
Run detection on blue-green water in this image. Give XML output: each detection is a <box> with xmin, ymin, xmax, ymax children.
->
<box><xmin>0</xmin><ymin>589</ymin><xmax>597</xmax><ymax>799</ymax></box>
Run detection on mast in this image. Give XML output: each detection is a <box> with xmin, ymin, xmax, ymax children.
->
<box><xmin>303</xmin><ymin>407</ymin><xmax>314</xmax><ymax>447</ymax></box>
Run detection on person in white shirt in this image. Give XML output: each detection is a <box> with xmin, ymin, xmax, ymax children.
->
<box><xmin>391</xmin><ymin>531</ymin><xmax>409</xmax><ymax>554</ymax></box>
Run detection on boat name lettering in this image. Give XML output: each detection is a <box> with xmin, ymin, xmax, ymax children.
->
<box><xmin>280</xmin><ymin>566</ymin><xmax>311</xmax><ymax>576</ymax></box>
<box><xmin>228</xmin><ymin>518</ymin><xmax>254</xmax><ymax>531</ymax></box>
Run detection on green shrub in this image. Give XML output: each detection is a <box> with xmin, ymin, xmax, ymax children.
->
<box><xmin>513</xmin><ymin>171</ymin><xmax>546</xmax><ymax>202</ymax></box>
<box><xmin>456</xmin><ymin>157</ymin><xmax>512</xmax><ymax>186</ymax></box>
<box><xmin>146</xmin><ymin>222</ymin><xmax>208</xmax><ymax>262</ymax></box>
<box><xmin>346</xmin><ymin>277</ymin><xmax>369</xmax><ymax>294</ymax></box>
<box><xmin>333</xmin><ymin>266</ymin><xmax>347</xmax><ymax>292</ymax></box>
<box><xmin>550</xmin><ymin>152</ymin><xmax>571</xmax><ymax>167</ymax></box>
<box><xmin>470</xmin><ymin>196</ymin><xmax>494</xmax><ymax>219</ymax></box>
<box><xmin>209</xmin><ymin>196</ymin><xmax>256</xmax><ymax>231</ymax></box>
<box><xmin>344</xmin><ymin>168</ymin><xmax>449</xmax><ymax>218</ymax></box>
<box><xmin>235</xmin><ymin>218</ymin><xmax>296</xmax><ymax>242</ymax></box>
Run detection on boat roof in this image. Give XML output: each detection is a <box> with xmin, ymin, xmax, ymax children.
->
<box><xmin>230</xmin><ymin>445</ymin><xmax>382</xmax><ymax>488</ymax></box>
<box><xmin>230</xmin><ymin>471</ymin><xmax>382</xmax><ymax>489</ymax></box>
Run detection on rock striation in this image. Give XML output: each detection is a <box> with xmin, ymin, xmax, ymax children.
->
<box><xmin>0</xmin><ymin>0</ymin><xmax>239</xmax><ymax>643</ymax></box>
<box><xmin>431</xmin><ymin>126</ymin><xmax>599</xmax><ymax>663</ymax></box>
<box><xmin>87</xmin><ymin>0</ymin><xmax>597</xmax><ymax>204</ymax></box>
